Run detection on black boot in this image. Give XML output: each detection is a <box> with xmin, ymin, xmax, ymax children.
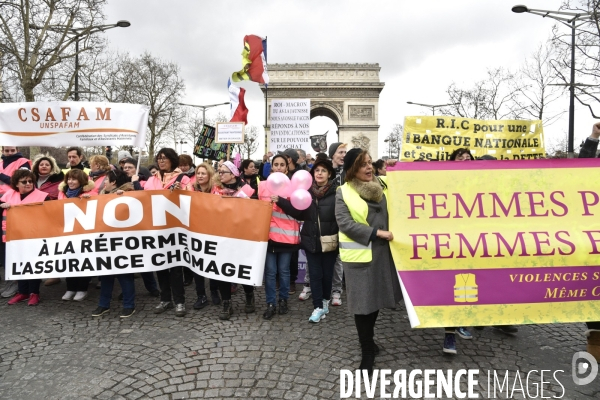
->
<box><xmin>278</xmin><ymin>298</ymin><xmax>288</xmax><ymax>315</ymax></box>
<box><xmin>220</xmin><ymin>300</ymin><xmax>233</xmax><ymax>320</ymax></box>
<box><xmin>211</xmin><ymin>290</ymin><xmax>221</xmax><ymax>305</ymax></box>
<box><xmin>244</xmin><ymin>292</ymin><xmax>255</xmax><ymax>313</ymax></box>
<box><xmin>355</xmin><ymin>313</ymin><xmax>377</xmax><ymax>376</ymax></box>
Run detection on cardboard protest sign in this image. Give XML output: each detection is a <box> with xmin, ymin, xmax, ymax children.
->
<box><xmin>5</xmin><ymin>191</ymin><xmax>271</xmax><ymax>286</ymax></box>
<box><xmin>401</xmin><ymin>116</ymin><xmax>545</xmax><ymax>161</ymax></box>
<box><xmin>387</xmin><ymin>159</ymin><xmax>600</xmax><ymax>328</ymax></box>
<box><xmin>0</xmin><ymin>101</ymin><xmax>148</xmax><ymax>147</ymax></box>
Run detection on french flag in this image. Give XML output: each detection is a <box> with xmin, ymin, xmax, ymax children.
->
<box><xmin>228</xmin><ymin>78</ymin><xmax>248</xmax><ymax>124</ymax></box>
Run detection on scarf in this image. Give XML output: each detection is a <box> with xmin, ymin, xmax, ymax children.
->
<box><xmin>310</xmin><ymin>180</ymin><xmax>333</xmax><ymax>199</ymax></box>
<box><xmin>89</xmin><ymin>170</ymin><xmax>107</xmax><ymax>178</ymax></box>
<box><xmin>66</xmin><ymin>186</ymin><xmax>82</xmax><ymax>198</ymax></box>
<box><xmin>2</xmin><ymin>153</ymin><xmax>24</xmax><ymax>168</ymax></box>
<box><xmin>348</xmin><ymin>179</ymin><xmax>384</xmax><ymax>203</ymax></box>
<box><xmin>37</xmin><ymin>173</ymin><xmax>51</xmax><ymax>187</ymax></box>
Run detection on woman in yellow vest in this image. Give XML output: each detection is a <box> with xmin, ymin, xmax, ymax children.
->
<box><xmin>335</xmin><ymin>148</ymin><xmax>402</xmax><ymax>375</ymax></box>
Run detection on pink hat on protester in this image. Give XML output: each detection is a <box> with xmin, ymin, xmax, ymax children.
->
<box><xmin>222</xmin><ymin>161</ymin><xmax>240</xmax><ymax>177</ymax></box>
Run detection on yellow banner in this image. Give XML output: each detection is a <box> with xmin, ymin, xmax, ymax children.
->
<box><xmin>401</xmin><ymin>116</ymin><xmax>545</xmax><ymax>161</ymax></box>
<box><xmin>387</xmin><ymin>159</ymin><xmax>600</xmax><ymax>328</ymax></box>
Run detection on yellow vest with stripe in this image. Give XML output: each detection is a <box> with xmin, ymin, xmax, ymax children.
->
<box><xmin>453</xmin><ymin>273</ymin><xmax>478</xmax><ymax>303</ymax></box>
<box><xmin>339</xmin><ymin>177</ymin><xmax>388</xmax><ymax>263</ymax></box>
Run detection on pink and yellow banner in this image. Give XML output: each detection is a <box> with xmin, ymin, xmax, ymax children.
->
<box><xmin>388</xmin><ymin>159</ymin><xmax>600</xmax><ymax>328</ymax></box>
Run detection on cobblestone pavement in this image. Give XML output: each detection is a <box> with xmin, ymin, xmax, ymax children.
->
<box><xmin>0</xmin><ymin>278</ymin><xmax>599</xmax><ymax>400</ymax></box>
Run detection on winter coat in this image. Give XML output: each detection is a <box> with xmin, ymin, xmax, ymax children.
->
<box><xmin>57</xmin><ymin>180</ymin><xmax>97</xmax><ymax>199</ymax></box>
<box><xmin>36</xmin><ymin>172</ymin><xmax>65</xmax><ymax>200</ymax></box>
<box><xmin>278</xmin><ymin>182</ymin><xmax>339</xmax><ymax>254</ymax></box>
<box><xmin>144</xmin><ymin>168</ymin><xmax>190</xmax><ymax>190</ymax></box>
<box><xmin>579</xmin><ymin>138</ymin><xmax>599</xmax><ymax>159</ymax></box>
<box><xmin>335</xmin><ymin>179</ymin><xmax>402</xmax><ymax>315</ymax></box>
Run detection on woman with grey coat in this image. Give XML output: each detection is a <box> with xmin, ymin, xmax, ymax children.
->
<box><xmin>335</xmin><ymin>148</ymin><xmax>402</xmax><ymax>375</ymax></box>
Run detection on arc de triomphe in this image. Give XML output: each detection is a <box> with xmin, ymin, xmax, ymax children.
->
<box><xmin>261</xmin><ymin>63</ymin><xmax>385</xmax><ymax>156</ymax></box>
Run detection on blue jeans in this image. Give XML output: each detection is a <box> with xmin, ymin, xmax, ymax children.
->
<box><xmin>141</xmin><ymin>272</ymin><xmax>158</xmax><ymax>292</ymax></box>
<box><xmin>306</xmin><ymin>251</ymin><xmax>337</xmax><ymax>309</ymax></box>
<box><xmin>264</xmin><ymin>251</ymin><xmax>292</xmax><ymax>305</ymax></box>
<box><xmin>98</xmin><ymin>274</ymin><xmax>135</xmax><ymax>309</ymax></box>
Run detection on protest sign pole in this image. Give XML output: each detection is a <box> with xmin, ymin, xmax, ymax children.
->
<box><xmin>136</xmin><ymin>150</ymin><xmax>142</xmax><ymax>175</ymax></box>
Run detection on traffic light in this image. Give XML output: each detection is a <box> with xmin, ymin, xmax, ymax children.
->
<box><xmin>105</xmin><ymin>146</ymin><xmax>113</xmax><ymax>161</ymax></box>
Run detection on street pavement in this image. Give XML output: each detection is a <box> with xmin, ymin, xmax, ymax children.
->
<box><xmin>0</xmin><ymin>278</ymin><xmax>599</xmax><ymax>400</ymax></box>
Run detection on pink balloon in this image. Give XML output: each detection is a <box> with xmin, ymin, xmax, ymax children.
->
<box><xmin>290</xmin><ymin>189</ymin><xmax>312</xmax><ymax>210</ymax></box>
<box><xmin>291</xmin><ymin>170</ymin><xmax>313</xmax><ymax>191</ymax></box>
<box><xmin>267</xmin><ymin>172</ymin><xmax>291</xmax><ymax>197</ymax></box>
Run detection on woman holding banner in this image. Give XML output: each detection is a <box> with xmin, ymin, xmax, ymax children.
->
<box><xmin>277</xmin><ymin>158</ymin><xmax>339</xmax><ymax>323</ymax></box>
<box><xmin>58</xmin><ymin>169</ymin><xmax>97</xmax><ymax>301</ymax></box>
<box><xmin>2</xmin><ymin>170</ymin><xmax>50</xmax><ymax>306</ymax></box>
<box><xmin>211</xmin><ymin>161</ymin><xmax>257</xmax><ymax>320</ymax></box>
<box><xmin>186</xmin><ymin>162</ymin><xmax>221</xmax><ymax>309</ymax></box>
<box><xmin>240</xmin><ymin>159</ymin><xmax>262</xmax><ymax>200</ymax></box>
<box><xmin>335</xmin><ymin>148</ymin><xmax>402</xmax><ymax>375</ymax></box>
<box><xmin>91</xmin><ymin>169</ymin><xmax>137</xmax><ymax>318</ymax></box>
<box><xmin>32</xmin><ymin>154</ymin><xmax>64</xmax><ymax>200</ymax></box>
<box><xmin>259</xmin><ymin>154</ymin><xmax>302</xmax><ymax>320</ymax></box>
<box><xmin>88</xmin><ymin>155</ymin><xmax>112</xmax><ymax>194</ymax></box>
<box><xmin>145</xmin><ymin>148</ymin><xmax>190</xmax><ymax>317</ymax></box>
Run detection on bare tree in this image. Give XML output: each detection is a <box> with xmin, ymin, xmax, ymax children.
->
<box><xmin>0</xmin><ymin>0</ymin><xmax>107</xmax><ymax>101</ymax></box>
<box><xmin>551</xmin><ymin>0</ymin><xmax>600</xmax><ymax>117</ymax></box>
<box><xmin>439</xmin><ymin>68</ymin><xmax>519</xmax><ymax>119</ymax></box>
<box><xmin>384</xmin><ymin>124</ymin><xmax>402</xmax><ymax>159</ymax></box>
<box><xmin>234</xmin><ymin>125</ymin><xmax>259</xmax><ymax>159</ymax></box>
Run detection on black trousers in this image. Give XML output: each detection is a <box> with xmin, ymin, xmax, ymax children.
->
<box><xmin>66</xmin><ymin>277</ymin><xmax>91</xmax><ymax>292</ymax></box>
<box><xmin>156</xmin><ymin>266</ymin><xmax>185</xmax><ymax>304</ymax></box>
<box><xmin>217</xmin><ymin>280</ymin><xmax>253</xmax><ymax>301</ymax></box>
<box><xmin>587</xmin><ymin>322</ymin><xmax>600</xmax><ymax>330</ymax></box>
<box><xmin>354</xmin><ymin>310</ymin><xmax>379</xmax><ymax>350</ymax></box>
<box><xmin>289</xmin><ymin>250</ymin><xmax>299</xmax><ymax>283</ymax></box>
<box><xmin>194</xmin><ymin>275</ymin><xmax>218</xmax><ymax>297</ymax></box>
<box><xmin>18</xmin><ymin>279</ymin><xmax>41</xmax><ymax>295</ymax></box>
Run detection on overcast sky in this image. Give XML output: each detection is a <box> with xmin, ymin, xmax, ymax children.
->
<box><xmin>102</xmin><ymin>0</ymin><xmax>595</xmax><ymax>158</ymax></box>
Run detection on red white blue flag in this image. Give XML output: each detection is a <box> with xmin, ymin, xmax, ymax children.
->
<box><xmin>231</xmin><ymin>35</ymin><xmax>269</xmax><ymax>85</ymax></box>
<box><xmin>228</xmin><ymin>79</ymin><xmax>248</xmax><ymax>124</ymax></box>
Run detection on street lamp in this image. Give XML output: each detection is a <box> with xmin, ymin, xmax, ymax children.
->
<box><xmin>406</xmin><ymin>101</ymin><xmax>460</xmax><ymax>115</ymax></box>
<box><xmin>512</xmin><ymin>5</ymin><xmax>597</xmax><ymax>158</ymax></box>
<box><xmin>31</xmin><ymin>20</ymin><xmax>131</xmax><ymax>100</ymax></box>
<box><xmin>177</xmin><ymin>102</ymin><xmax>230</xmax><ymax>160</ymax></box>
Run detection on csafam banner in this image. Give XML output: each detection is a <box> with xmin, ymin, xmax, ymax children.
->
<box><xmin>401</xmin><ymin>116</ymin><xmax>545</xmax><ymax>161</ymax></box>
<box><xmin>5</xmin><ymin>190</ymin><xmax>272</xmax><ymax>285</ymax></box>
<box><xmin>0</xmin><ymin>101</ymin><xmax>148</xmax><ymax>147</ymax></box>
<box><xmin>388</xmin><ymin>159</ymin><xmax>600</xmax><ymax>328</ymax></box>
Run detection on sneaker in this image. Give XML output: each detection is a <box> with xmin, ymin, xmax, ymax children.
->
<box><xmin>120</xmin><ymin>308</ymin><xmax>136</xmax><ymax>318</ymax></box>
<box><xmin>308</xmin><ymin>307</ymin><xmax>326</xmax><ymax>323</ymax></box>
<box><xmin>331</xmin><ymin>291</ymin><xmax>342</xmax><ymax>306</ymax></box>
<box><xmin>1</xmin><ymin>281</ymin><xmax>18</xmax><ymax>298</ymax></box>
<box><xmin>149</xmin><ymin>289</ymin><xmax>160</xmax><ymax>297</ymax></box>
<box><xmin>455</xmin><ymin>327</ymin><xmax>472</xmax><ymax>340</ymax></box>
<box><xmin>220</xmin><ymin>300</ymin><xmax>232</xmax><ymax>320</ymax></box>
<box><xmin>154</xmin><ymin>301</ymin><xmax>173</xmax><ymax>314</ymax></box>
<box><xmin>73</xmin><ymin>291</ymin><xmax>88</xmax><ymax>301</ymax></box>
<box><xmin>62</xmin><ymin>291</ymin><xmax>76</xmax><ymax>301</ymax></box>
<box><xmin>244</xmin><ymin>292</ymin><xmax>255</xmax><ymax>313</ymax></box>
<box><xmin>288</xmin><ymin>284</ymin><xmax>296</xmax><ymax>295</ymax></box>
<box><xmin>44</xmin><ymin>278</ymin><xmax>61</xmax><ymax>286</ymax></box>
<box><xmin>193</xmin><ymin>295</ymin><xmax>208</xmax><ymax>310</ymax></box>
<box><xmin>175</xmin><ymin>303</ymin><xmax>186</xmax><ymax>317</ymax></box>
<box><xmin>323</xmin><ymin>299</ymin><xmax>330</xmax><ymax>315</ymax></box>
<box><xmin>493</xmin><ymin>325</ymin><xmax>519</xmax><ymax>334</ymax></box>
<box><xmin>443</xmin><ymin>333</ymin><xmax>457</xmax><ymax>354</ymax></box>
<box><xmin>211</xmin><ymin>290</ymin><xmax>221</xmax><ymax>306</ymax></box>
<box><xmin>7</xmin><ymin>293</ymin><xmax>29</xmax><ymax>305</ymax></box>
<box><xmin>298</xmin><ymin>286</ymin><xmax>312</xmax><ymax>301</ymax></box>
<box><xmin>27</xmin><ymin>293</ymin><xmax>40</xmax><ymax>306</ymax></box>
<box><xmin>263</xmin><ymin>303</ymin><xmax>277</xmax><ymax>320</ymax></box>
<box><xmin>278</xmin><ymin>298</ymin><xmax>288</xmax><ymax>315</ymax></box>
<box><xmin>92</xmin><ymin>306</ymin><xmax>110</xmax><ymax>317</ymax></box>
<box><xmin>231</xmin><ymin>284</ymin><xmax>238</xmax><ymax>294</ymax></box>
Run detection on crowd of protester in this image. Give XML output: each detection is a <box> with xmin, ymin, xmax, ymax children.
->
<box><xmin>1</xmin><ymin>122</ymin><xmax>600</xmax><ymax>375</ymax></box>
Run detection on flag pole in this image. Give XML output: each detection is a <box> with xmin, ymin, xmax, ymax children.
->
<box><xmin>264</xmin><ymin>36</ymin><xmax>268</xmax><ymax>155</ymax></box>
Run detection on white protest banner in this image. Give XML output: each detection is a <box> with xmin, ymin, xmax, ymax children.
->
<box><xmin>5</xmin><ymin>190</ymin><xmax>272</xmax><ymax>286</ymax></box>
<box><xmin>0</xmin><ymin>101</ymin><xmax>148</xmax><ymax>146</ymax></box>
<box><xmin>216</xmin><ymin>122</ymin><xmax>245</xmax><ymax>144</ymax></box>
<box><xmin>270</xmin><ymin>99</ymin><xmax>311</xmax><ymax>153</ymax></box>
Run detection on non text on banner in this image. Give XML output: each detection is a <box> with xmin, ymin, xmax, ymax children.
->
<box><xmin>387</xmin><ymin>159</ymin><xmax>600</xmax><ymax>328</ymax></box>
<box><xmin>401</xmin><ymin>116</ymin><xmax>545</xmax><ymax>161</ymax></box>
<box><xmin>270</xmin><ymin>99</ymin><xmax>311</xmax><ymax>154</ymax></box>
<box><xmin>6</xmin><ymin>190</ymin><xmax>272</xmax><ymax>286</ymax></box>
<box><xmin>0</xmin><ymin>101</ymin><xmax>148</xmax><ymax>147</ymax></box>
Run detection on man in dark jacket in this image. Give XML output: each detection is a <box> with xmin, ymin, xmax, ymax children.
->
<box><xmin>578</xmin><ymin>121</ymin><xmax>600</xmax><ymax>361</ymax></box>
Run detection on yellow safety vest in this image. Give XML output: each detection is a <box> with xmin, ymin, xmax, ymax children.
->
<box><xmin>453</xmin><ymin>273</ymin><xmax>478</xmax><ymax>303</ymax></box>
<box><xmin>338</xmin><ymin>177</ymin><xmax>388</xmax><ymax>263</ymax></box>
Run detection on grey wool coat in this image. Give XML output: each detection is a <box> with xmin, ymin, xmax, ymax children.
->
<box><xmin>335</xmin><ymin>183</ymin><xmax>403</xmax><ymax>315</ymax></box>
